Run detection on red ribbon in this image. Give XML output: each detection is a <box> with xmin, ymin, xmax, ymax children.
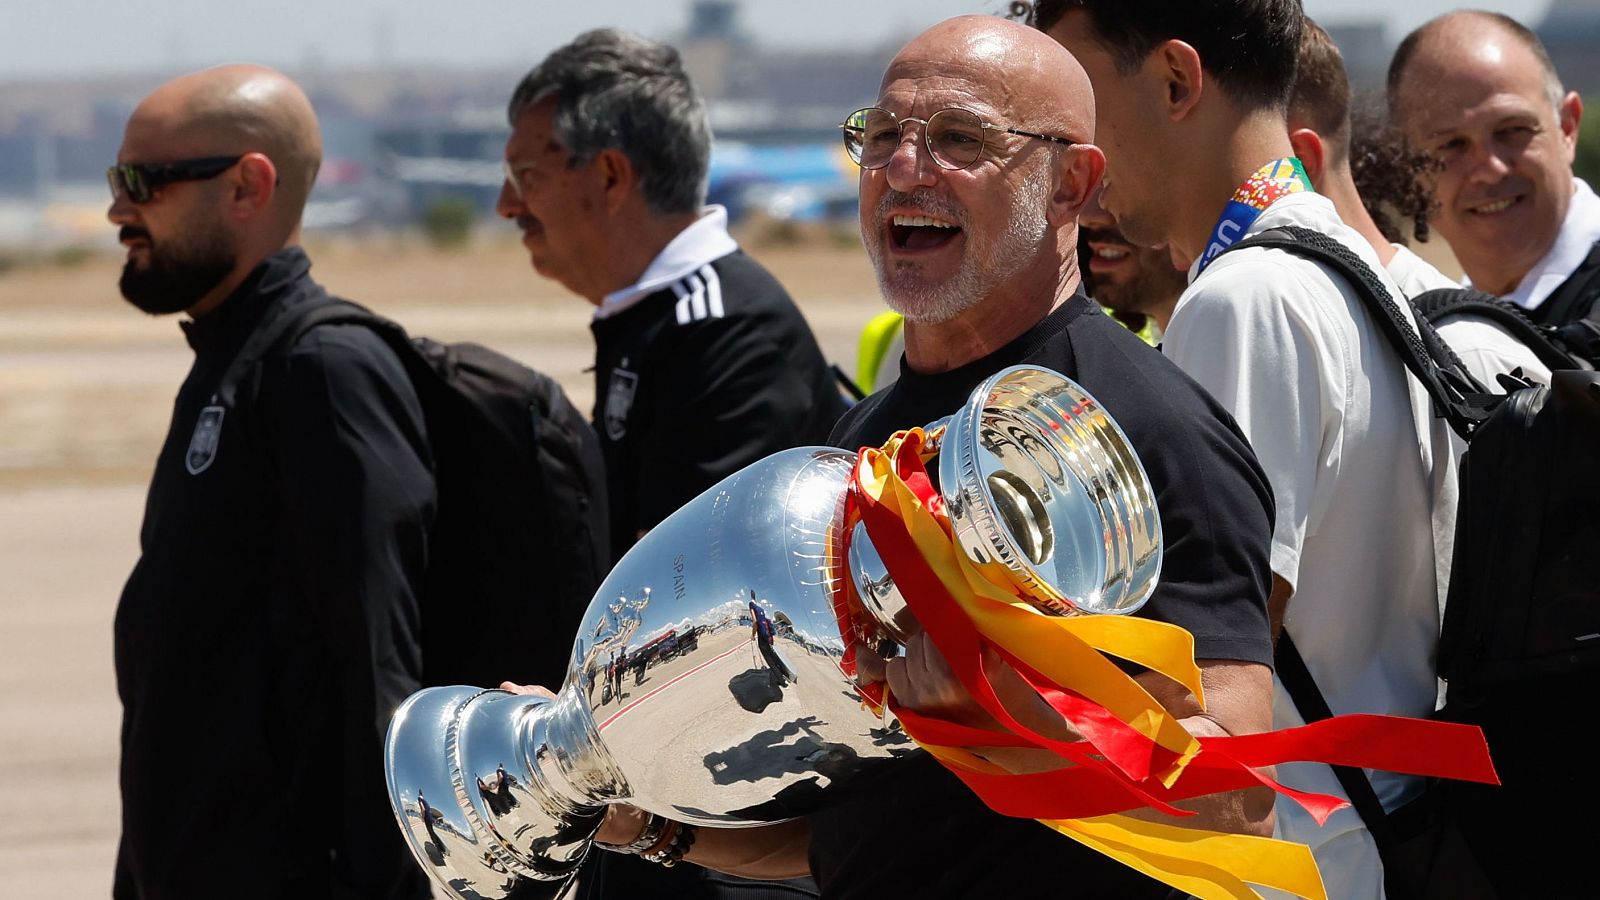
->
<box><xmin>848</xmin><ymin>437</ymin><xmax>1499</xmax><ymax>828</ymax></box>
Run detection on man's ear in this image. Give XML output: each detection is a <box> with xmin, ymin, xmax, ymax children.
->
<box><xmin>593</xmin><ymin>148</ymin><xmax>637</xmax><ymax>214</ymax></box>
<box><xmin>1048</xmin><ymin>143</ymin><xmax>1107</xmax><ymax>227</ymax></box>
<box><xmin>231</xmin><ymin>152</ymin><xmax>277</xmax><ymax>219</ymax></box>
<box><xmin>1559</xmin><ymin>91</ymin><xmax>1583</xmax><ymax>161</ymax></box>
<box><xmin>1288</xmin><ymin>128</ymin><xmax>1327</xmax><ymax>185</ymax></box>
<box><xmin>1152</xmin><ymin>39</ymin><xmax>1205</xmax><ymax>123</ymax></box>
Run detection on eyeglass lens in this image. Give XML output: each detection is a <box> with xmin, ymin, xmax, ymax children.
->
<box><xmin>842</xmin><ymin>108</ymin><xmax>987</xmax><ymax>170</ymax></box>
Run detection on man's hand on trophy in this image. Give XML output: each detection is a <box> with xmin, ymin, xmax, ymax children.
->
<box><xmin>499</xmin><ymin>681</ymin><xmax>557</xmax><ymax>699</ymax></box>
<box><xmin>595</xmin><ymin>803</ymin><xmax>654</xmax><ymax>846</ymax></box>
<box><xmin>857</xmin><ymin>629</ymin><xmax>1000</xmax><ymax>731</ymax></box>
<box><xmin>857</xmin><ymin>626</ymin><xmax>1087</xmax><ymax>774</ymax></box>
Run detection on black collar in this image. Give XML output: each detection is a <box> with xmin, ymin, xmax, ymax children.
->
<box><xmin>180</xmin><ymin>247</ymin><xmax>313</xmax><ymax>354</ymax></box>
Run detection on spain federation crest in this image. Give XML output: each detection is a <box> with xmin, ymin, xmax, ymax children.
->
<box><xmin>604</xmin><ymin>366</ymin><xmax>638</xmax><ymax>441</ymax></box>
<box><xmin>186</xmin><ymin>405</ymin><xmax>225</xmax><ymax>475</ymax></box>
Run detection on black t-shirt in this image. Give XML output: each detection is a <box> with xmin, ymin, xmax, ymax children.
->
<box><xmin>806</xmin><ymin>295</ymin><xmax>1275</xmax><ymax>899</ymax></box>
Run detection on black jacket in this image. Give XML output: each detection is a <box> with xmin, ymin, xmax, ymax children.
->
<box><xmin>113</xmin><ymin>248</ymin><xmax>435</xmax><ymax>899</ymax></box>
<box><xmin>590</xmin><ymin>249</ymin><xmax>846</xmax><ymax>560</ymax></box>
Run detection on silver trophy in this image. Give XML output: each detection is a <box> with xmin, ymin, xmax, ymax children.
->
<box><xmin>384</xmin><ymin>365</ymin><xmax>1162</xmax><ymax>898</ymax></box>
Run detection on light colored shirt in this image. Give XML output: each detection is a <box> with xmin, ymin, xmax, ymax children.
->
<box><xmin>1170</xmin><ymin>192</ymin><xmax>1457</xmax><ymax>900</ymax></box>
<box><xmin>1469</xmin><ymin>177</ymin><xmax>1600</xmax><ymax>311</ymax></box>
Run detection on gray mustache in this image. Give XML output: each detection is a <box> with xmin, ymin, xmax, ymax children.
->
<box><xmin>876</xmin><ymin>190</ymin><xmax>967</xmax><ymax>227</ymax></box>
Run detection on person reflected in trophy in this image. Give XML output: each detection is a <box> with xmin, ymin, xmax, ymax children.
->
<box><xmin>748</xmin><ymin>594</ymin><xmax>796</xmax><ymax>688</ymax></box>
<box><xmin>417</xmin><ymin>791</ymin><xmax>445</xmax><ymax>859</ymax></box>
<box><xmin>577</xmin><ymin>15</ymin><xmax>1279</xmax><ymax>897</ymax></box>
<box><xmin>632</xmin><ymin>648</ymin><xmax>648</xmax><ymax>687</ymax></box>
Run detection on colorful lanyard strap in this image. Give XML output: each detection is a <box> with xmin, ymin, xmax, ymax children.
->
<box><xmin>1195</xmin><ymin>157</ymin><xmax>1314</xmax><ymax>275</ymax></box>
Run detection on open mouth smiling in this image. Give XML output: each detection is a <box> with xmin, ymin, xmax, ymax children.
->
<box><xmin>1467</xmin><ymin>196</ymin><xmax>1522</xmax><ymax>216</ymax></box>
<box><xmin>889</xmin><ymin>213</ymin><xmax>962</xmax><ymax>251</ymax></box>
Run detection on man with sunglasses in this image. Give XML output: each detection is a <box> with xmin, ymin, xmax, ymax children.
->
<box><xmin>583</xmin><ymin>17</ymin><xmax>1277</xmax><ymax>898</ymax></box>
<box><xmin>109</xmin><ymin>66</ymin><xmax>434</xmax><ymax>900</ymax></box>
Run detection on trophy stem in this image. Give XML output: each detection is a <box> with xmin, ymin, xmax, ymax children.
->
<box><xmin>520</xmin><ymin>682</ymin><xmax>630</xmax><ymax>817</ymax></box>
<box><xmin>411</xmin><ymin>684</ymin><xmax>620</xmax><ymax>888</ymax></box>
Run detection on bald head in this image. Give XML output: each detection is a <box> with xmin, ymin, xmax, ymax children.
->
<box><xmin>888</xmin><ymin>15</ymin><xmax>1094</xmax><ymax>143</ymax></box>
<box><xmin>1385</xmin><ymin>11</ymin><xmax>1581</xmax><ymax>297</ymax></box>
<box><xmin>1389</xmin><ymin>12</ymin><xmax>1563</xmax><ymax>122</ymax></box>
<box><xmin>859</xmin><ymin>15</ymin><xmax>1105</xmax><ymax>362</ymax></box>
<box><xmin>129</xmin><ymin>65</ymin><xmax>322</xmax><ymax>222</ymax></box>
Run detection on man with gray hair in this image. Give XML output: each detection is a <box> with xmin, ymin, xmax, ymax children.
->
<box><xmin>581</xmin><ymin>15</ymin><xmax>1277</xmax><ymax>898</ymax></box>
<box><xmin>1289</xmin><ymin>16</ymin><xmax>1549</xmax><ymax>386</ymax></box>
<box><xmin>498</xmin><ymin>29</ymin><xmax>845</xmax><ymax>569</ymax></box>
<box><xmin>496</xmin><ymin>28</ymin><xmax>838</xmax><ymax>900</ymax></box>
<box><xmin>1389</xmin><ymin>11</ymin><xmax>1600</xmax><ymax>360</ymax></box>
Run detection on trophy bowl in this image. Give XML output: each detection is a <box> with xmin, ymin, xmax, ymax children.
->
<box><xmin>384</xmin><ymin>365</ymin><xmax>1162</xmax><ymax>898</ymax></box>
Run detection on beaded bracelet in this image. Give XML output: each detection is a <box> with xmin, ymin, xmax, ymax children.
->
<box><xmin>639</xmin><ymin>819</ymin><xmax>681</xmax><ymax>862</ymax></box>
<box><xmin>644</xmin><ymin>822</ymin><xmax>698</xmax><ymax>867</ymax></box>
<box><xmin>595</xmin><ymin>811</ymin><xmax>670</xmax><ymax>855</ymax></box>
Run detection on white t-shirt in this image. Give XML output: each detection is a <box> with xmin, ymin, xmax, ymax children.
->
<box><xmin>1388</xmin><ymin>244</ymin><xmax>1552</xmax><ymax>387</ymax></box>
<box><xmin>1167</xmin><ymin>193</ymin><xmax>1457</xmax><ymax>900</ymax></box>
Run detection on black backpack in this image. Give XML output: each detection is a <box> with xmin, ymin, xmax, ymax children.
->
<box><xmin>219</xmin><ymin>296</ymin><xmax>609</xmax><ymax>692</ymax></box>
<box><xmin>1226</xmin><ymin>226</ymin><xmax>1600</xmax><ymax>898</ymax></box>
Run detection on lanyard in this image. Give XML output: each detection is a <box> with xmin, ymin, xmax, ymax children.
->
<box><xmin>1195</xmin><ymin>157</ymin><xmax>1314</xmax><ymax>275</ymax></box>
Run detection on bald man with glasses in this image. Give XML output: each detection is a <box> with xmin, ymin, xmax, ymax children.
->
<box><xmin>581</xmin><ymin>17</ymin><xmax>1277</xmax><ymax>898</ymax></box>
<box><xmin>108</xmin><ymin>65</ymin><xmax>435</xmax><ymax>900</ymax></box>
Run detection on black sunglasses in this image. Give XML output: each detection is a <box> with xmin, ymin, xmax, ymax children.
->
<box><xmin>106</xmin><ymin>155</ymin><xmax>244</xmax><ymax>204</ymax></box>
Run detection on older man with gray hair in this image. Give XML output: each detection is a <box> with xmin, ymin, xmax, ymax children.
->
<box><xmin>495</xmin><ymin>28</ymin><xmax>839</xmax><ymax>900</ymax></box>
<box><xmin>497</xmin><ymin>29</ymin><xmax>845</xmax><ymax>572</ymax></box>
<box><xmin>581</xmin><ymin>15</ymin><xmax>1277</xmax><ymax>899</ymax></box>
<box><xmin>1388</xmin><ymin>11</ymin><xmax>1600</xmax><ymax>361</ymax></box>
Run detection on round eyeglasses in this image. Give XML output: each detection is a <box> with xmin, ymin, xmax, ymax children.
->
<box><xmin>840</xmin><ymin>107</ymin><xmax>1075</xmax><ymax>171</ymax></box>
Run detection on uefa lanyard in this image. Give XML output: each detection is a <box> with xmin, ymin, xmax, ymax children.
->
<box><xmin>1194</xmin><ymin>157</ymin><xmax>1314</xmax><ymax>275</ymax></box>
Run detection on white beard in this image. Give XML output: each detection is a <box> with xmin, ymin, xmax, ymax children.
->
<box><xmin>866</xmin><ymin>168</ymin><xmax>1052</xmax><ymax>325</ymax></box>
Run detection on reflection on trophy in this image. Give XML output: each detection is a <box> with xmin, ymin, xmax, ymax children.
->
<box><xmin>384</xmin><ymin>365</ymin><xmax>1162</xmax><ymax>899</ymax></box>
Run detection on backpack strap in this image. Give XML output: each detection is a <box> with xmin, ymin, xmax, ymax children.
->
<box><xmin>1223</xmin><ymin>226</ymin><xmax>1494</xmax><ymax>440</ymax></box>
<box><xmin>1275</xmin><ymin>632</ymin><xmax>1401</xmax><ymax>850</ymax></box>
<box><xmin>1413</xmin><ymin>287</ymin><xmax>1591</xmax><ymax>373</ymax></box>
<box><xmin>1532</xmin><ymin>239</ymin><xmax>1600</xmax><ymax>330</ymax></box>
<box><xmin>213</xmin><ymin>297</ymin><xmax>406</xmax><ymax>409</ymax></box>
<box><xmin>1527</xmin><ymin>239</ymin><xmax>1600</xmax><ymax>365</ymax></box>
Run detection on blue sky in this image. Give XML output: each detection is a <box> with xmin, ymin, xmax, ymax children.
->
<box><xmin>0</xmin><ymin>0</ymin><xmax>1553</xmax><ymax>82</ymax></box>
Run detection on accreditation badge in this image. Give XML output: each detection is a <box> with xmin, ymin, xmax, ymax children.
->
<box><xmin>185</xmin><ymin>405</ymin><xmax>225</xmax><ymax>475</ymax></box>
<box><xmin>604</xmin><ymin>364</ymin><xmax>638</xmax><ymax>441</ymax></box>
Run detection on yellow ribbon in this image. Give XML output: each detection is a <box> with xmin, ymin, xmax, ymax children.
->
<box><xmin>858</xmin><ymin>429</ymin><xmax>1327</xmax><ymax>900</ymax></box>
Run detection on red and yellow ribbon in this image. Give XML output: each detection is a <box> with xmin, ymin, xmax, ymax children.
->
<box><xmin>834</xmin><ymin>427</ymin><xmax>1498</xmax><ymax>900</ymax></box>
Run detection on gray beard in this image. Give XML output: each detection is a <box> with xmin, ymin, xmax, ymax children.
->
<box><xmin>866</xmin><ymin>174</ymin><xmax>1052</xmax><ymax>326</ymax></box>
